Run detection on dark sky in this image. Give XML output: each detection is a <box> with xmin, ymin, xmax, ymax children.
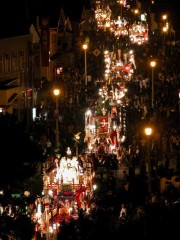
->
<box><xmin>1</xmin><ymin>0</ymin><xmax>90</xmax><ymax>22</ymax></box>
<box><xmin>0</xmin><ymin>0</ymin><xmax>179</xmax><ymax>36</ymax></box>
<box><xmin>0</xmin><ymin>0</ymin><xmax>90</xmax><ymax>37</ymax></box>
<box><xmin>1</xmin><ymin>0</ymin><xmax>179</xmax><ymax>20</ymax></box>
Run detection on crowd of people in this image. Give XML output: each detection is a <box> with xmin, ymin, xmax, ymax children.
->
<box><xmin>0</xmin><ymin>18</ymin><xmax>179</xmax><ymax>239</ymax></box>
<box><xmin>56</xmin><ymin>37</ymin><xmax>180</xmax><ymax>239</ymax></box>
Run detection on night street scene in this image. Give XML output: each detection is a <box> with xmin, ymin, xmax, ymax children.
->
<box><xmin>0</xmin><ymin>0</ymin><xmax>180</xmax><ymax>239</ymax></box>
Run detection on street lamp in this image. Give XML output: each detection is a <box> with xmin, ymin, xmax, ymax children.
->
<box><xmin>150</xmin><ymin>60</ymin><xmax>156</xmax><ymax>109</ymax></box>
<box><xmin>83</xmin><ymin>43</ymin><xmax>88</xmax><ymax>85</ymax></box>
<box><xmin>53</xmin><ymin>88</ymin><xmax>60</xmax><ymax>149</ymax></box>
<box><xmin>144</xmin><ymin>127</ymin><xmax>153</xmax><ymax>194</ymax></box>
<box><xmin>119</xmin><ymin>0</ymin><xmax>123</xmax><ymax>19</ymax></box>
<box><xmin>162</xmin><ymin>14</ymin><xmax>167</xmax><ymax>22</ymax></box>
<box><xmin>162</xmin><ymin>26</ymin><xmax>168</xmax><ymax>41</ymax></box>
<box><xmin>74</xmin><ymin>132</ymin><xmax>81</xmax><ymax>158</ymax></box>
<box><xmin>134</xmin><ymin>9</ymin><xmax>139</xmax><ymax>22</ymax></box>
<box><xmin>117</xmin><ymin>0</ymin><xmax>124</xmax><ymax>19</ymax></box>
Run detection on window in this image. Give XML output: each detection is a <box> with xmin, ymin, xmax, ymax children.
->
<box><xmin>11</xmin><ymin>51</ymin><xmax>18</xmax><ymax>73</ymax></box>
<box><xmin>0</xmin><ymin>53</ymin><xmax>4</xmax><ymax>76</ymax></box>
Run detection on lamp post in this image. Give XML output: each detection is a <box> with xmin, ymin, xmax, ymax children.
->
<box><xmin>162</xmin><ymin>26</ymin><xmax>168</xmax><ymax>42</ymax></box>
<box><xmin>83</xmin><ymin>43</ymin><xmax>88</xmax><ymax>85</ymax></box>
<box><xmin>134</xmin><ymin>9</ymin><xmax>139</xmax><ymax>22</ymax></box>
<box><xmin>145</xmin><ymin>127</ymin><xmax>152</xmax><ymax>194</ymax></box>
<box><xmin>150</xmin><ymin>60</ymin><xmax>156</xmax><ymax>109</ymax></box>
<box><xmin>162</xmin><ymin>14</ymin><xmax>167</xmax><ymax>28</ymax></box>
<box><xmin>74</xmin><ymin>132</ymin><xmax>81</xmax><ymax>158</ymax></box>
<box><xmin>53</xmin><ymin>88</ymin><xmax>60</xmax><ymax>149</ymax></box>
<box><xmin>162</xmin><ymin>14</ymin><xmax>167</xmax><ymax>22</ymax></box>
<box><xmin>162</xmin><ymin>14</ymin><xmax>167</xmax><ymax>30</ymax></box>
<box><xmin>119</xmin><ymin>0</ymin><xmax>123</xmax><ymax>19</ymax></box>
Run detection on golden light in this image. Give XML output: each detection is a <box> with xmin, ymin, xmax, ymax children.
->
<box><xmin>82</xmin><ymin>43</ymin><xmax>88</xmax><ymax>50</ymax></box>
<box><xmin>53</xmin><ymin>88</ymin><xmax>60</xmax><ymax>148</ymax></box>
<box><xmin>82</xmin><ymin>43</ymin><xmax>88</xmax><ymax>85</ymax></box>
<box><xmin>74</xmin><ymin>132</ymin><xmax>81</xmax><ymax>140</ymax></box>
<box><xmin>134</xmin><ymin>9</ymin><xmax>139</xmax><ymax>15</ymax></box>
<box><xmin>0</xmin><ymin>190</ymin><xmax>4</xmax><ymax>195</ymax></box>
<box><xmin>145</xmin><ymin>126</ymin><xmax>153</xmax><ymax>193</ymax></box>
<box><xmin>53</xmin><ymin>89</ymin><xmax>60</xmax><ymax>96</ymax></box>
<box><xmin>162</xmin><ymin>14</ymin><xmax>167</xmax><ymax>21</ymax></box>
<box><xmin>150</xmin><ymin>61</ymin><xmax>156</xmax><ymax>68</ymax></box>
<box><xmin>145</xmin><ymin>127</ymin><xmax>152</xmax><ymax>136</ymax></box>
<box><xmin>118</xmin><ymin>0</ymin><xmax>124</xmax><ymax>4</ymax></box>
<box><xmin>162</xmin><ymin>26</ymin><xmax>168</xmax><ymax>33</ymax></box>
<box><xmin>150</xmin><ymin>61</ymin><xmax>156</xmax><ymax>109</ymax></box>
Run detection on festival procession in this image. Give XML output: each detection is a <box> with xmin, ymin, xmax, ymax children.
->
<box><xmin>0</xmin><ymin>0</ymin><xmax>180</xmax><ymax>239</ymax></box>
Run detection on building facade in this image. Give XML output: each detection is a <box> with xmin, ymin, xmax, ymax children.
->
<box><xmin>0</xmin><ymin>24</ymin><xmax>41</xmax><ymax>124</ymax></box>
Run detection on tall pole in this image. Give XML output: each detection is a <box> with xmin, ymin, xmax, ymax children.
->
<box><xmin>55</xmin><ymin>97</ymin><xmax>59</xmax><ymax>147</ymax></box>
<box><xmin>163</xmin><ymin>27</ymin><xmax>167</xmax><ymax>42</ymax></box>
<box><xmin>85</xmin><ymin>48</ymin><xmax>87</xmax><ymax>85</ymax></box>
<box><xmin>134</xmin><ymin>9</ymin><xmax>139</xmax><ymax>22</ymax></box>
<box><xmin>74</xmin><ymin>132</ymin><xmax>81</xmax><ymax>159</ymax></box>
<box><xmin>147</xmin><ymin>137</ymin><xmax>152</xmax><ymax>193</ymax></box>
<box><xmin>83</xmin><ymin>44</ymin><xmax>88</xmax><ymax>85</ymax></box>
<box><xmin>151</xmin><ymin>67</ymin><xmax>154</xmax><ymax>109</ymax></box>
<box><xmin>119</xmin><ymin>0</ymin><xmax>123</xmax><ymax>19</ymax></box>
<box><xmin>54</xmin><ymin>89</ymin><xmax>60</xmax><ymax>149</ymax></box>
<box><xmin>145</xmin><ymin>127</ymin><xmax>152</xmax><ymax>194</ymax></box>
<box><xmin>162</xmin><ymin>15</ymin><xmax>167</xmax><ymax>42</ymax></box>
<box><xmin>150</xmin><ymin>61</ymin><xmax>156</xmax><ymax>109</ymax></box>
